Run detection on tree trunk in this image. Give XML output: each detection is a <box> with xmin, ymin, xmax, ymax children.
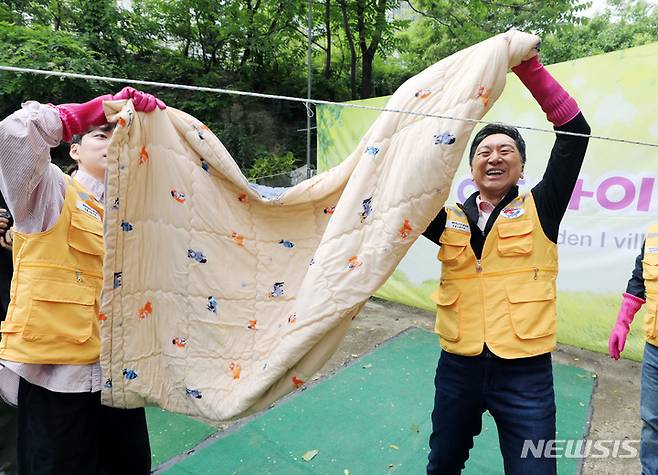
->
<box><xmin>356</xmin><ymin>0</ymin><xmax>367</xmax><ymax>97</ymax></box>
<box><xmin>53</xmin><ymin>0</ymin><xmax>62</xmax><ymax>31</ymax></box>
<box><xmin>240</xmin><ymin>0</ymin><xmax>257</xmax><ymax>66</ymax></box>
<box><xmin>360</xmin><ymin>49</ymin><xmax>374</xmax><ymax>98</ymax></box>
<box><xmin>324</xmin><ymin>0</ymin><xmax>331</xmax><ymax>80</ymax></box>
<box><xmin>358</xmin><ymin>0</ymin><xmax>387</xmax><ymax>98</ymax></box>
<box><xmin>339</xmin><ymin>0</ymin><xmax>357</xmax><ymax>99</ymax></box>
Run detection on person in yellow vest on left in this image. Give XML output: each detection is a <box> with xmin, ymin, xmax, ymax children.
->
<box><xmin>0</xmin><ymin>88</ymin><xmax>165</xmax><ymax>475</ymax></box>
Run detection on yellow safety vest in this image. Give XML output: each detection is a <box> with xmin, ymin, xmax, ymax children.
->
<box><xmin>0</xmin><ymin>176</ymin><xmax>104</xmax><ymax>364</ymax></box>
<box><xmin>642</xmin><ymin>224</ymin><xmax>658</xmax><ymax>347</ymax></box>
<box><xmin>432</xmin><ymin>193</ymin><xmax>558</xmax><ymax>358</ymax></box>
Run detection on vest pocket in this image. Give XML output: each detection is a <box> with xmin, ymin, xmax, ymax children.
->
<box><xmin>22</xmin><ymin>280</ymin><xmax>97</xmax><ymax>344</ymax></box>
<box><xmin>643</xmin><ymin>261</ymin><xmax>658</xmax><ymax>281</ymax></box>
<box><xmin>438</xmin><ymin>231</ymin><xmax>469</xmax><ymax>263</ymax></box>
<box><xmin>0</xmin><ymin>321</ymin><xmax>24</xmax><ymax>336</ymax></box>
<box><xmin>497</xmin><ymin>220</ymin><xmax>533</xmax><ymax>256</ymax></box>
<box><xmin>643</xmin><ymin>255</ymin><xmax>658</xmax><ymax>338</ymax></box>
<box><xmin>68</xmin><ymin>211</ymin><xmax>104</xmax><ymax>256</ymax></box>
<box><xmin>432</xmin><ymin>286</ymin><xmax>460</xmax><ymax>342</ymax></box>
<box><xmin>506</xmin><ymin>281</ymin><xmax>556</xmax><ymax>339</ymax></box>
<box><xmin>644</xmin><ymin>302</ymin><xmax>658</xmax><ymax>339</ymax></box>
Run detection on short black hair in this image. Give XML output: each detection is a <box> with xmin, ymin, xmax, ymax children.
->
<box><xmin>71</xmin><ymin>122</ymin><xmax>115</xmax><ymax>145</ymax></box>
<box><xmin>469</xmin><ymin>123</ymin><xmax>526</xmax><ymax>167</ymax></box>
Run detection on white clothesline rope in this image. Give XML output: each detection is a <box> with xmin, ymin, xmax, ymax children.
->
<box><xmin>1</xmin><ymin>65</ymin><xmax>657</xmax><ymax>149</ymax></box>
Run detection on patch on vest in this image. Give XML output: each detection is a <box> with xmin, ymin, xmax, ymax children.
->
<box><xmin>76</xmin><ymin>200</ymin><xmax>101</xmax><ymax>221</ymax></box>
<box><xmin>501</xmin><ymin>207</ymin><xmax>524</xmax><ymax>219</ymax></box>
<box><xmin>446</xmin><ymin>220</ymin><xmax>470</xmax><ymax>233</ymax></box>
<box><xmin>647</xmin><ymin>247</ymin><xmax>658</xmax><ymax>254</ymax></box>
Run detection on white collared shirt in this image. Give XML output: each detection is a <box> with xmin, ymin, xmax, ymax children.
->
<box><xmin>475</xmin><ymin>195</ymin><xmax>495</xmax><ymax>231</ymax></box>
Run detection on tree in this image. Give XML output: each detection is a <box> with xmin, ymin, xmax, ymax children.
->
<box><xmin>541</xmin><ymin>0</ymin><xmax>658</xmax><ymax>64</ymax></box>
<box><xmin>0</xmin><ymin>22</ymin><xmax>114</xmax><ymax>117</ymax></box>
<box><xmin>0</xmin><ymin>20</ymin><xmax>118</xmax><ymax>164</ymax></box>
<box><xmin>324</xmin><ymin>0</ymin><xmax>332</xmax><ymax>80</ymax></box>
<box><xmin>2</xmin><ymin>0</ymin><xmax>654</xmax><ymax>178</ymax></box>
<box><xmin>399</xmin><ymin>0</ymin><xmax>589</xmax><ymax>72</ymax></box>
<box><xmin>247</xmin><ymin>150</ymin><xmax>297</xmax><ymax>184</ymax></box>
<box><xmin>336</xmin><ymin>0</ymin><xmax>408</xmax><ymax>99</ymax></box>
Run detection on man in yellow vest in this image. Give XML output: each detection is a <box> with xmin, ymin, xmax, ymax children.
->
<box><xmin>422</xmin><ymin>53</ymin><xmax>590</xmax><ymax>474</ymax></box>
<box><xmin>608</xmin><ymin>234</ymin><xmax>658</xmax><ymax>473</ymax></box>
<box><xmin>0</xmin><ymin>88</ymin><xmax>164</xmax><ymax>474</ymax></box>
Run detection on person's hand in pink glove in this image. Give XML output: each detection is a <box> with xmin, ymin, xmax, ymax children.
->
<box><xmin>55</xmin><ymin>87</ymin><xmax>166</xmax><ymax>142</ymax></box>
<box><xmin>512</xmin><ymin>55</ymin><xmax>580</xmax><ymax>127</ymax></box>
<box><xmin>609</xmin><ymin>292</ymin><xmax>645</xmax><ymax>360</ymax></box>
<box><xmin>112</xmin><ymin>86</ymin><xmax>166</xmax><ymax>113</ymax></box>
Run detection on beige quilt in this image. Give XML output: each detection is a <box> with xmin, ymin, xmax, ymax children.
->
<box><xmin>100</xmin><ymin>31</ymin><xmax>539</xmax><ymax>424</ymax></box>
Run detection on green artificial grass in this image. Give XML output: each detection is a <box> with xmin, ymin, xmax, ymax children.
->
<box><xmin>152</xmin><ymin>328</ymin><xmax>594</xmax><ymax>474</ymax></box>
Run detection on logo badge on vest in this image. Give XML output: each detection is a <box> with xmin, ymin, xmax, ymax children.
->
<box><xmin>501</xmin><ymin>207</ymin><xmax>524</xmax><ymax>219</ymax></box>
<box><xmin>446</xmin><ymin>220</ymin><xmax>470</xmax><ymax>233</ymax></box>
<box><xmin>647</xmin><ymin>246</ymin><xmax>658</xmax><ymax>255</ymax></box>
<box><xmin>76</xmin><ymin>200</ymin><xmax>102</xmax><ymax>221</ymax></box>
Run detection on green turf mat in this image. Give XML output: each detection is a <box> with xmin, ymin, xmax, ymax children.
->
<box><xmin>147</xmin><ymin>407</ymin><xmax>216</xmax><ymax>467</ymax></box>
<box><xmin>157</xmin><ymin>328</ymin><xmax>595</xmax><ymax>474</ymax></box>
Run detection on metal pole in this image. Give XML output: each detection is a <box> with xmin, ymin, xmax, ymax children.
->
<box><xmin>306</xmin><ymin>0</ymin><xmax>313</xmax><ymax>179</ymax></box>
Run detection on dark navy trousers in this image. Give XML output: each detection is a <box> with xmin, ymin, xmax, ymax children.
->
<box><xmin>427</xmin><ymin>348</ymin><xmax>557</xmax><ymax>475</ymax></box>
<box><xmin>17</xmin><ymin>378</ymin><xmax>151</xmax><ymax>475</ymax></box>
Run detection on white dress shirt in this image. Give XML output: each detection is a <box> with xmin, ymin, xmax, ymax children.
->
<box><xmin>475</xmin><ymin>195</ymin><xmax>495</xmax><ymax>231</ymax></box>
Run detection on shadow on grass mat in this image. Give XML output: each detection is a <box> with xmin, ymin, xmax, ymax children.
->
<box><xmin>147</xmin><ymin>328</ymin><xmax>595</xmax><ymax>474</ymax></box>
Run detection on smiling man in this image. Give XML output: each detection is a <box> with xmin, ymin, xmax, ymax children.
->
<box><xmin>422</xmin><ymin>54</ymin><xmax>591</xmax><ymax>475</ymax></box>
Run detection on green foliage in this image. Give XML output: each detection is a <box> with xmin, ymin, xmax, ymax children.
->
<box><xmin>371</xmin><ymin>55</ymin><xmax>413</xmax><ymax>98</ymax></box>
<box><xmin>247</xmin><ymin>151</ymin><xmax>297</xmax><ymax>183</ymax></box>
<box><xmin>0</xmin><ymin>0</ymin><xmax>657</xmax><ymax>174</ymax></box>
<box><xmin>333</xmin><ymin>0</ymin><xmax>409</xmax><ymax>98</ymax></box>
<box><xmin>541</xmin><ymin>0</ymin><xmax>658</xmax><ymax>64</ymax></box>
<box><xmin>399</xmin><ymin>0</ymin><xmax>589</xmax><ymax>72</ymax></box>
<box><xmin>68</xmin><ymin>0</ymin><xmax>123</xmax><ymax>62</ymax></box>
<box><xmin>0</xmin><ymin>21</ymin><xmax>114</xmax><ymax>116</ymax></box>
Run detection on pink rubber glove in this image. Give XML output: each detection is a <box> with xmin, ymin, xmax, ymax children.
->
<box><xmin>512</xmin><ymin>56</ymin><xmax>580</xmax><ymax>127</ymax></box>
<box><xmin>56</xmin><ymin>87</ymin><xmax>166</xmax><ymax>142</ymax></box>
<box><xmin>608</xmin><ymin>292</ymin><xmax>645</xmax><ymax>360</ymax></box>
<box><xmin>112</xmin><ymin>86</ymin><xmax>166</xmax><ymax>113</ymax></box>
